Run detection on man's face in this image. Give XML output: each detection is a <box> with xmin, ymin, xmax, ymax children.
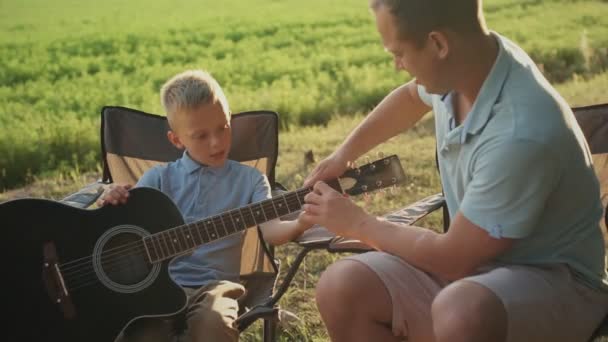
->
<box><xmin>374</xmin><ymin>6</ymin><xmax>448</xmax><ymax>94</ymax></box>
<box><xmin>169</xmin><ymin>102</ymin><xmax>232</xmax><ymax>168</ymax></box>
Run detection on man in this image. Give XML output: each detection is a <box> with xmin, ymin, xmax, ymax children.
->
<box><xmin>301</xmin><ymin>1</ymin><xmax>608</xmax><ymax>341</ymax></box>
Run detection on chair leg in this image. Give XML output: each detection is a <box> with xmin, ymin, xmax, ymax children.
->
<box><xmin>263</xmin><ymin>316</ymin><xmax>278</xmax><ymax>342</ymax></box>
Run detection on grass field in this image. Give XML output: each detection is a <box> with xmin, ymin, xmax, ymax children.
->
<box><xmin>1</xmin><ymin>0</ymin><xmax>608</xmax><ymax>190</ymax></box>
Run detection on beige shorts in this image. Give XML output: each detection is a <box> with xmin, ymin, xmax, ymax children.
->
<box><xmin>346</xmin><ymin>251</ymin><xmax>608</xmax><ymax>342</ymax></box>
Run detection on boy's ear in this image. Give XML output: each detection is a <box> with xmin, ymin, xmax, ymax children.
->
<box><xmin>167</xmin><ymin>130</ymin><xmax>185</xmax><ymax>149</ymax></box>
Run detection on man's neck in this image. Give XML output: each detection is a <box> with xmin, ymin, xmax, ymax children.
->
<box><xmin>452</xmin><ymin>32</ymin><xmax>499</xmax><ymax>113</ymax></box>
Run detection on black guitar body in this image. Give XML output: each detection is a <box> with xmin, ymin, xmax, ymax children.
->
<box><xmin>3</xmin><ymin>188</ymin><xmax>187</xmax><ymax>342</ymax></box>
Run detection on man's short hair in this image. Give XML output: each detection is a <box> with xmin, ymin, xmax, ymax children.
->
<box><xmin>160</xmin><ymin>70</ymin><xmax>230</xmax><ymax>127</ymax></box>
<box><xmin>370</xmin><ymin>0</ymin><xmax>485</xmax><ymax>46</ymax></box>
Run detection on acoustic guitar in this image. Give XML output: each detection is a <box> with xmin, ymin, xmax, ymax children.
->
<box><xmin>3</xmin><ymin>154</ymin><xmax>405</xmax><ymax>341</ymax></box>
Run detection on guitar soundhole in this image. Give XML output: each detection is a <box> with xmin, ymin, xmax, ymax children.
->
<box><xmin>100</xmin><ymin>232</ymin><xmax>152</xmax><ymax>285</ymax></box>
<box><xmin>94</xmin><ymin>225</ymin><xmax>161</xmax><ymax>293</ymax></box>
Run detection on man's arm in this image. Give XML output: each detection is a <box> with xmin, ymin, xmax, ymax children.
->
<box><xmin>302</xmin><ymin>140</ymin><xmax>557</xmax><ymax>280</ymax></box>
<box><xmin>304</xmin><ymin>80</ymin><xmax>431</xmax><ymax>186</ymax></box>
<box><xmin>356</xmin><ymin>212</ymin><xmax>515</xmax><ymax>280</ymax></box>
<box><xmin>301</xmin><ymin>181</ymin><xmax>513</xmax><ymax>280</ymax></box>
<box><xmin>334</xmin><ymin>80</ymin><xmax>431</xmax><ymax>163</ymax></box>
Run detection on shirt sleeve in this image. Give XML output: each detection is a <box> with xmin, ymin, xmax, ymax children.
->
<box><xmin>135</xmin><ymin>166</ymin><xmax>161</xmax><ymax>189</ymax></box>
<box><xmin>250</xmin><ymin>170</ymin><xmax>272</xmax><ymax>203</ymax></box>
<box><xmin>460</xmin><ymin>139</ymin><xmax>560</xmax><ymax>239</ymax></box>
<box><xmin>417</xmin><ymin>84</ymin><xmax>434</xmax><ymax>107</ymax></box>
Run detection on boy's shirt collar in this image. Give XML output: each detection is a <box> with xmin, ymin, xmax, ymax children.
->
<box><xmin>180</xmin><ymin>151</ymin><xmax>231</xmax><ymax>176</ymax></box>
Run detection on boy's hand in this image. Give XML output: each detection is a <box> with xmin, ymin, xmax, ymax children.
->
<box><xmin>97</xmin><ymin>184</ymin><xmax>133</xmax><ymax>206</ymax></box>
<box><xmin>295</xmin><ymin>212</ymin><xmax>315</xmax><ymax>235</ymax></box>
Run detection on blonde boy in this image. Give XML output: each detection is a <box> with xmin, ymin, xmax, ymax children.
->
<box><xmin>100</xmin><ymin>70</ymin><xmax>310</xmax><ymax>342</ymax></box>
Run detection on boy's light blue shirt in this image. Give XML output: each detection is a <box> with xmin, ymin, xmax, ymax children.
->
<box><xmin>418</xmin><ymin>32</ymin><xmax>607</xmax><ymax>290</ymax></box>
<box><xmin>136</xmin><ymin>152</ymin><xmax>271</xmax><ymax>287</ymax></box>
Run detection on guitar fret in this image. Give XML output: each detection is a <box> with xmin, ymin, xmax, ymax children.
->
<box><xmin>183</xmin><ymin>225</ymin><xmax>197</xmax><ymax>249</ymax></box>
<box><xmin>153</xmin><ymin>235</ymin><xmax>165</xmax><ymax>260</ymax></box>
<box><xmin>143</xmin><ymin>237</ymin><xmax>157</xmax><ymax>262</ymax></box>
<box><xmin>283</xmin><ymin>193</ymin><xmax>298</xmax><ymax>212</ymax></box>
<box><xmin>199</xmin><ymin>221</ymin><xmax>210</xmax><ymax>243</ymax></box>
<box><xmin>226</xmin><ymin>212</ymin><xmax>237</xmax><ymax>234</ymax></box>
<box><xmin>237</xmin><ymin>208</ymin><xmax>249</xmax><ymax>230</ymax></box>
<box><xmin>260</xmin><ymin>202</ymin><xmax>269</xmax><ymax>221</ymax></box>
<box><xmin>219</xmin><ymin>215</ymin><xmax>229</xmax><ymax>236</ymax></box>
<box><xmin>248</xmin><ymin>206</ymin><xmax>259</xmax><ymax>225</ymax></box>
<box><xmin>176</xmin><ymin>228</ymin><xmax>189</xmax><ymax>252</ymax></box>
<box><xmin>193</xmin><ymin>222</ymin><xmax>204</xmax><ymax>245</ymax></box>
<box><xmin>209</xmin><ymin>219</ymin><xmax>219</xmax><ymax>240</ymax></box>
<box><xmin>294</xmin><ymin>190</ymin><xmax>303</xmax><ymax>207</ymax></box>
<box><xmin>269</xmin><ymin>199</ymin><xmax>279</xmax><ymax>218</ymax></box>
<box><xmin>161</xmin><ymin>231</ymin><xmax>173</xmax><ymax>257</ymax></box>
<box><xmin>168</xmin><ymin>230</ymin><xmax>181</xmax><ymax>255</ymax></box>
<box><xmin>279</xmin><ymin>194</ymin><xmax>290</xmax><ymax>215</ymax></box>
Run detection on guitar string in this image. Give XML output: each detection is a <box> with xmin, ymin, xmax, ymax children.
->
<box><xmin>63</xmin><ymin>192</ymin><xmax>312</xmax><ymax>291</ymax></box>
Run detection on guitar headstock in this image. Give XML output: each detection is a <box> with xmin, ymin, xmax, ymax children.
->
<box><xmin>328</xmin><ymin>154</ymin><xmax>406</xmax><ymax>196</ymax></box>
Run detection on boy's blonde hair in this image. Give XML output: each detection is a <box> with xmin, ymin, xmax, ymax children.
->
<box><xmin>160</xmin><ymin>70</ymin><xmax>230</xmax><ymax>128</ymax></box>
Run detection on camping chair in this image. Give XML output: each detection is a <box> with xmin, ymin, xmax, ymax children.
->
<box><xmin>284</xmin><ymin>103</ymin><xmax>608</xmax><ymax>341</ymax></box>
<box><xmin>61</xmin><ymin>106</ymin><xmax>285</xmax><ymax>341</ymax></box>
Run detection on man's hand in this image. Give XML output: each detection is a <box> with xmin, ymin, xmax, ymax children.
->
<box><xmin>301</xmin><ymin>181</ymin><xmax>370</xmax><ymax>238</ymax></box>
<box><xmin>96</xmin><ymin>184</ymin><xmax>132</xmax><ymax>206</ymax></box>
<box><xmin>303</xmin><ymin>153</ymin><xmax>350</xmax><ymax>188</ymax></box>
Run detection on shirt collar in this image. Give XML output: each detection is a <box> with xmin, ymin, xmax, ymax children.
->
<box><xmin>180</xmin><ymin>151</ymin><xmax>231</xmax><ymax>176</ymax></box>
<box><xmin>457</xmin><ymin>31</ymin><xmax>512</xmax><ymax>140</ymax></box>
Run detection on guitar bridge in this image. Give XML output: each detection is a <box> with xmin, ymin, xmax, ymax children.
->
<box><xmin>42</xmin><ymin>242</ymin><xmax>76</xmax><ymax>319</ymax></box>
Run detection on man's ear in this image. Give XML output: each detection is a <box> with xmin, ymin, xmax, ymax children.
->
<box><xmin>167</xmin><ymin>130</ymin><xmax>185</xmax><ymax>149</ymax></box>
<box><xmin>428</xmin><ymin>31</ymin><xmax>449</xmax><ymax>60</ymax></box>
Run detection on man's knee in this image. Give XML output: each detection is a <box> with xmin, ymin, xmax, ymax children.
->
<box><xmin>431</xmin><ymin>281</ymin><xmax>507</xmax><ymax>342</ymax></box>
<box><xmin>316</xmin><ymin>260</ymin><xmax>370</xmax><ymax>308</ymax></box>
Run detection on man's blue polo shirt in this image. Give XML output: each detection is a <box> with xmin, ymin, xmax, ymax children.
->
<box><xmin>136</xmin><ymin>152</ymin><xmax>271</xmax><ymax>286</ymax></box>
<box><xmin>417</xmin><ymin>32</ymin><xmax>607</xmax><ymax>290</ymax></box>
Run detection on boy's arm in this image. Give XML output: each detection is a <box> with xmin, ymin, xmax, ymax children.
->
<box><xmin>96</xmin><ymin>167</ymin><xmax>160</xmax><ymax>206</ymax></box>
<box><xmin>258</xmin><ymin>217</ymin><xmax>312</xmax><ymax>246</ymax></box>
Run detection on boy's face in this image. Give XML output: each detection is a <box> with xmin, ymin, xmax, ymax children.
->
<box><xmin>167</xmin><ymin>102</ymin><xmax>232</xmax><ymax>168</ymax></box>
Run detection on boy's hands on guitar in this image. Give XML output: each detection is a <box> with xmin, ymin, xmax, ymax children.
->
<box><xmin>97</xmin><ymin>184</ymin><xmax>133</xmax><ymax>206</ymax></box>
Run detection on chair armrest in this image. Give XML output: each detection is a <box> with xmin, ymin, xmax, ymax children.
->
<box><xmin>60</xmin><ymin>181</ymin><xmax>106</xmax><ymax>208</ymax></box>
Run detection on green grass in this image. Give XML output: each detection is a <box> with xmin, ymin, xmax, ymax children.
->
<box><xmin>2</xmin><ymin>71</ymin><xmax>607</xmax><ymax>341</ymax></box>
<box><xmin>2</xmin><ymin>0</ymin><xmax>608</xmax><ymax>190</ymax></box>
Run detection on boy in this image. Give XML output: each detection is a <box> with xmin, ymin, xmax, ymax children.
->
<box><xmin>99</xmin><ymin>69</ymin><xmax>311</xmax><ymax>342</ymax></box>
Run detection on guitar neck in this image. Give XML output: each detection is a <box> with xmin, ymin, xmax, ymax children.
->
<box><xmin>142</xmin><ymin>179</ymin><xmax>342</xmax><ymax>263</ymax></box>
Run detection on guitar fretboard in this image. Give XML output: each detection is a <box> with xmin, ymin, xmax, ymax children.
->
<box><xmin>141</xmin><ymin>182</ymin><xmax>333</xmax><ymax>263</ymax></box>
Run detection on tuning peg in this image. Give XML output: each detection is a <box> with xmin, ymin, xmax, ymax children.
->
<box><xmin>376</xmin><ymin>151</ymin><xmax>385</xmax><ymax>159</ymax></box>
<box><xmin>365</xmin><ymin>155</ymin><xmax>371</xmax><ymax>165</ymax></box>
<box><xmin>390</xmin><ymin>185</ymin><xmax>398</xmax><ymax>195</ymax></box>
